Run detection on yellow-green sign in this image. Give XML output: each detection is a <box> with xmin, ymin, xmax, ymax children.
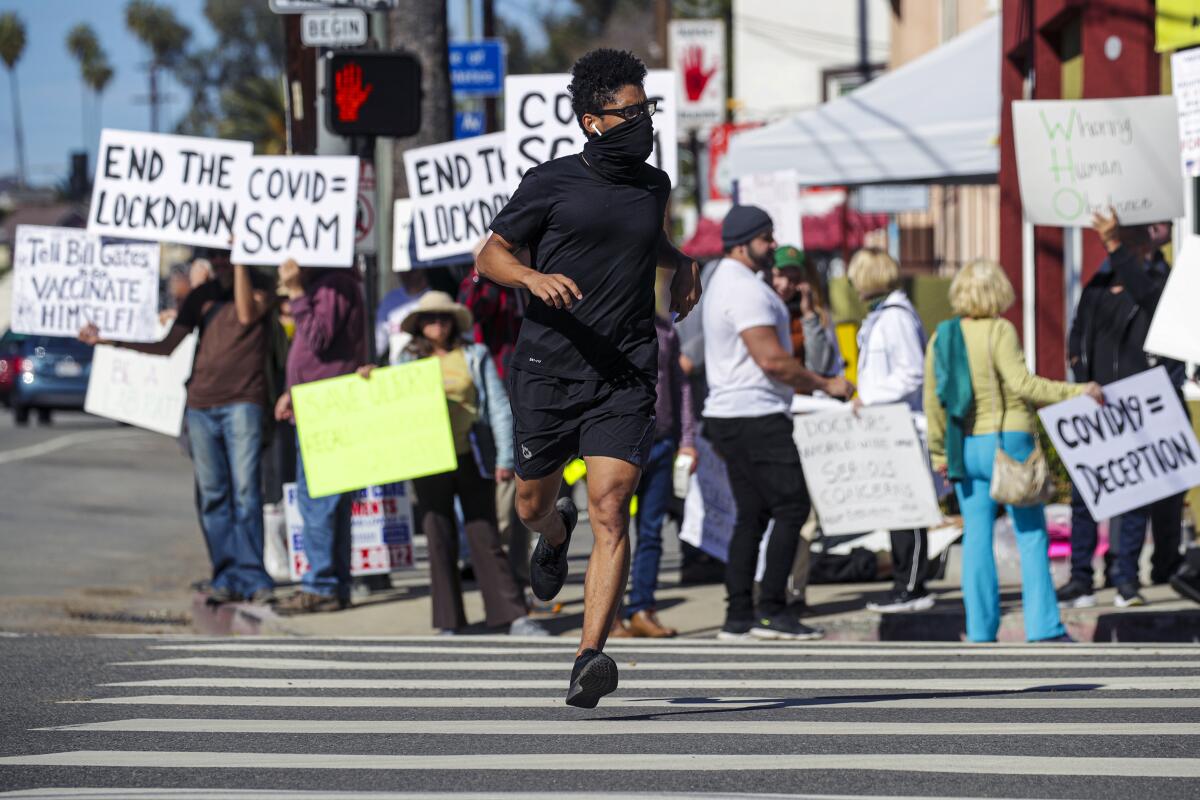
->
<box><xmin>292</xmin><ymin>358</ymin><xmax>457</xmax><ymax>498</ymax></box>
<box><xmin>1157</xmin><ymin>0</ymin><xmax>1200</xmax><ymax>53</ymax></box>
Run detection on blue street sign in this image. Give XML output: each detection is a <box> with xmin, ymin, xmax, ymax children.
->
<box><xmin>454</xmin><ymin>111</ymin><xmax>486</xmax><ymax>140</ymax></box>
<box><xmin>449</xmin><ymin>39</ymin><xmax>505</xmax><ymax>96</ymax></box>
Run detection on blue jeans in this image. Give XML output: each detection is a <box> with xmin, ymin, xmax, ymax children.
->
<box><xmin>1069</xmin><ymin>484</ymin><xmax>1150</xmax><ymax>589</ymax></box>
<box><xmin>627</xmin><ymin>437</ymin><xmax>676</xmax><ymax>617</ymax></box>
<box><xmin>295</xmin><ymin>431</ymin><xmax>352</xmax><ymax>601</ymax></box>
<box><xmin>186</xmin><ymin>403</ymin><xmax>272</xmax><ymax>597</ymax></box>
<box><xmin>955</xmin><ymin>432</ymin><xmax>1066</xmax><ymax>642</ymax></box>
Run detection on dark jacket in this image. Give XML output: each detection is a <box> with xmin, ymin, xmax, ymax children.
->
<box><xmin>1068</xmin><ymin>245</ymin><xmax>1183</xmax><ymax>388</ymax></box>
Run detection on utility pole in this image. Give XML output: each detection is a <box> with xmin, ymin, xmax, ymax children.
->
<box><xmin>282</xmin><ymin>14</ymin><xmax>317</xmax><ymax>156</ymax></box>
<box><xmin>858</xmin><ymin>0</ymin><xmax>870</xmax><ymax>86</ymax></box>
<box><xmin>654</xmin><ymin>0</ymin><xmax>670</xmax><ymax>68</ymax></box>
<box><xmin>483</xmin><ymin>0</ymin><xmax>498</xmax><ymax>132</ymax></box>
<box><xmin>389</xmin><ymin>0</ymin><xmax>453</xmax><ymax>203</ymax></box>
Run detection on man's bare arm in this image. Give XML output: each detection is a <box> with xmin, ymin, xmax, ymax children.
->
<box><xmin>476</xmin><ymin>232</ymin><xmax>582</xmax><ymax>310</ymax></box>
<box><xmin>234</xmin><ymin>264</ymin><xmax>273</xmax><ymax>326</ymax></box>
<box><xmin>740</xmin><ymin>325</ymin><xmax>853</xmax><ymax>398</ymax></box>
<box><xmin>80</xmin><ymin>321</ymin><xmax>191</xmax><ymax>356</ymax></box>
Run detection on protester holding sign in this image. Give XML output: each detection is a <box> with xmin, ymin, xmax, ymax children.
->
<box><xmin>272</xmin><ymin>259</ymin><xmax>367</xmax><ymax>615</ymax></box>
<box><xmin>476</xmin><ymin>49</ymin><xmax>699</xmax><ymax>707</ymax></box>
<box><xmin>924</xmin><ymin>259</ymin><xmax>1101</xmax><ymax>643</ymax></box>
<box><xmin>1058</xmin><ymin>210</ymin><xmax>1187</xmax><ymax>610</ymax></box>
<box><xmin>79</xmin><ymin>251</ymin><xmax>277</xmax><ymax>604</ymax></box>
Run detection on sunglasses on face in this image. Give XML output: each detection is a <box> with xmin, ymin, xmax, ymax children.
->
<box><xmin>593</xmin><ymin>98</ymin><xmax>660</xmax><ymax>122</ymax></box>
<box><xmin>421</xmin><ymin>313</ymin><xmax>454</xmax><ymax>325</ymax></box>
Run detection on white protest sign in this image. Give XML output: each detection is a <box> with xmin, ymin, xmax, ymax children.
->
<box><xmin>403</xmin><ymin>132</ymin><xmax>510</xmax><ymax>262</ymax></box>
<box><xmin>1041</xmin><ymin>367</ymin><xmax>1200</xmax><ymax>521</ymax></box>
<box><xmin>794</xmin><ymin>404</ymin><xmax>943</xmax><ymax>536</ymax></box>
<box><xmin>1012</xmin><ymin>97</ymin><xmax>1184</xmax><ymax>226</ymax></box>
<box><xmin>12</xmin><ymin>225</ymin><xmax>160</xmax><ymax>342</ymax></box>
<box><xmin>232</xmin><ymin>155</ymin><xmax>359</xmax><ymax>267</ymax></box>
<box><xmin>1172</xmin><ymin>48</ymin><xmax>1200</xmax><ymax>177</ymax></box>
<box><xmin>1145</xmin><ymin>235</ymin><xmax>1200</xmax><ymax>364</ymax></box>
<box><xmin>737</xmin><ymin>168</ymin><xmax>803</xmax><ymax>249</ymax></box>
<box><xmin>84</xmin><ymin>331</ymin><xmax>197</xmax><ymax>436</ymax></box>
<box><xmin>503</xmin><ymin>70</ymin><xmax>678</xmax><ymax>191</ymax></box>
<box><xmin>679</xmin><ymin>434</ymin><xmax>737</xmax><ymax>561</ymax></box>
<box><xmin>89</xmin><ymin>129</ymin><xmax>251</xmax><ymax>248</ymax></box>
<box><xmin>668</xmin><ymin>19</ymin><xmax>726</xmax><ymax>132</ymax></box>
<box><xmin>284</xmin><ymin>481</ymin><xmax>416</xmax><ymax>580</ymax></box>
<box><xmin>392</xmin><ymin>198</ymin><xmax>414</xmax><ymax>272</ymax></box>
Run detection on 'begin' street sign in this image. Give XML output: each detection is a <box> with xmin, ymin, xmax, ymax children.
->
<box><xmin>301</xmin><ymin>9</ymin><xmax>368</xmax><ymax>47</ymax></box>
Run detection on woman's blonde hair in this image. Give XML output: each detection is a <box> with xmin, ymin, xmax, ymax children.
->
<box><xmin>949</xmin><ymin>259</ymin><xmax>1015</xmax><ymax>318</ymax></box>
<box><xmin>847</xmin><ymin>248</ymin><xmax>900</xmax><ymax>299</ymax></box>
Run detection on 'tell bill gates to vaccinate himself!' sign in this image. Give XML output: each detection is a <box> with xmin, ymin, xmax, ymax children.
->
<box><xmin>1040</xmin><ymin>367</ymin><xmax>1200</xmax><ymax>521</ymax></box>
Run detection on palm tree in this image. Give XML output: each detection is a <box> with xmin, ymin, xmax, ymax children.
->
<box><xmin>217</xmin><ymin>75</ymin><xmax>286</xmax><ymax>155</ymax></box>
<box><xmin>66</xmin><ymin>24</ymin><xmax>101</xmax><ymax>152</ymax></box>
<box><xmin>83</xmin><ymin>57</ymin><xmax>114</xmax><ymax>135</ymax></box>
<box><xmin>0</xmin><ymin>12</ymin><xmax>28</xmax><ymax>186</ymax></box>
<box><xmin>124</xmin><ymin>0</ymin><xmax>190</xmax><ymax>132</ymax></box>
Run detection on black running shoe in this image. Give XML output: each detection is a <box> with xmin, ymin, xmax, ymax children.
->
<box><xmin>529</xmin><ymin>497</ymin><xmax>577</xmax><ymax>602</ymax></box>
<box><xmin>566</xmin><ymin>648</ymin><xmax>618</xmax><ymax>708</ymax></box>
<box><xmin>1171</xmin><ymin>568</ymin><xmax>1200</xmax><ymax>605</ymax></box>
<box><xmin>717</xmin><ymin>617</ymin><xmax>754</xmax><ymax>641</ymax></box>
<box><xmin>750</xmin><ymin>613</ymin><xmax>825</xmax><ymax>641</ymax></box>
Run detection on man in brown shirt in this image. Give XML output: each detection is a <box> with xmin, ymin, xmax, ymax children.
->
<box><xmin>81</xmin><ymin>250</ymin><xmax>276</xmax><ymax>603</ymax></box>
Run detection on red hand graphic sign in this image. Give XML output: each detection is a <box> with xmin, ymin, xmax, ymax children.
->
<box><xmin>681</xmin><ymin>45</ymin><xmax>717</xmax><ymax>102</ymax></box>
<box><xmin>335</xmin><ymin>62</ymin><xmax>374</xmax><ymax>123</ymax></box>
<box><xmin>668</xmin><ymin>19</ymin><xmax>725</xmax><ymax>131</ymax></box>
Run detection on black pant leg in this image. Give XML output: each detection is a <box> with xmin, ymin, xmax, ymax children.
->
<box><xmin>890</xmin><ymin>528</ymin><xmax>929</xmax><ymax>595</ymax></box>
<box><xmin>1149</xmin><ymin>492</ymin><xmax>1185</xmax><ymax>584</ymax></box>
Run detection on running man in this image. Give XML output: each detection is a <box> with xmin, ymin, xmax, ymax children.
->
<box><xmin>476</xmin><ymin>48</ymin><xmax>701</xmax><ymax>707</ymax></box>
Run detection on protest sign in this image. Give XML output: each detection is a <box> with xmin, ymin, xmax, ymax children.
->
<box><xmin>291</xmin><ymin>358</ymin><xmax>457</xmax><ymax>497</ymax></box>
<box><xmin>284</xmin><ymin>481</ymin><xmax>415</xmax><ymax>580</ymax></box>
<box><xmin>403</xmin><ymin>132</ymin><xmax>509</xmax><ymax>261</ymax></box>
<box><xmin>84</xmin><ymin>331</ymin><xmax>197</xmax><ymax>437</ymax></box>
<box><xmin>1012</xmin><ymin>97</ymin><xmax>1184</xmax><ymax>227</ymax></box>
<box><xmin>503</xmin><ymin>70</ymin><xmax>678</xmax><ymax>190</ymax></box>
<box><xmin>1145</xmin><ymin>236</ymin><xmax>1200</xmax><ymax>364</ymax></box>
<box><xmin>1172</xmin><ymin>48</ymin><xmax>1200</xmax><ymax>176</ymax></box>
<box><xmin>679</xmin><ymin>434</ymin><xmax>737</xmax><ymax>561</ymax></box>
<box><xmin>794</xmin><ymin>404</ymin><xmax>943</xmax><ymax>536</ymax></box>
<box><xmin>737</xmin><ymin>168</ymin><xmax>802</xmax><ymax>249</ymax></box>
<box><xmin>668</xmin><ymin>19</ymin><xmax>726</xmax><ymax>132</ymax></box>
<box><xmin>12</xmin><ymin>225</ymin><xmax>160</xmax><ymax>341</ymax></box>
<box><xmin>1040</xmin><ymin>367</ymin><xmax>1200</xmax><ymax>521</ymax></box>
<box><xmin>232</xmin><ymin>155</ymin><xmax>359</xmax><ymax>267</ymax></box>
<box><xmin>89</xmin><ymin>129</ymin><xmax>251</xmax><ymax>248</ymax></box>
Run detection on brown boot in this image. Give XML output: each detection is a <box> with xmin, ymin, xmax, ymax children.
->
<box><xmin>275</xmin><ymin>591</ymin><xmax>349</xmax><ymax>616</ymax></box>
<box><xmin>608</xmin><ymin>615</ymin><xmax>634</xmax><ymax>638</ymax></box>
<box><xmin>628</xmin><ymin>609</ymin><xmax>677</xmax><ymax>638</ymax></box>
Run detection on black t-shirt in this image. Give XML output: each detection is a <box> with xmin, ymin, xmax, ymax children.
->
<box><xmin>489</xmin><ymin>154</ymin><xmax>671</xmax><ymax>380</ymax></box>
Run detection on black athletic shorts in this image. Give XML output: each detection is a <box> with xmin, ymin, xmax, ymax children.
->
<box><xmin>507</xmin><ymin>367</ymin><xmax>657</xmax><ymax>480</ymax></box>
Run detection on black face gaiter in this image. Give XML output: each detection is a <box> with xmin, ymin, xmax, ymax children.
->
<box><xmin>582</xmin><ymin>113</ymin><xmax>654</xmax><ymax>184</ymax></box>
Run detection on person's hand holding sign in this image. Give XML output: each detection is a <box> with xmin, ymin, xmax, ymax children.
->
<box><xmin>1092</xmin><ymin>206</ymin><xmax>1122</xmax><ymax>254</ymax></box>
<box><xmin>278</xmin><ymin>258</ymin><xmax>304</xmax><ymax>301</ymax></box>
<box><xmin>275</xmin><ymin>391</ymin><xmax>294</xmax><ymax>423</ymax></box>
<box><xmin>78</xmin><ymin>323</ymin><xmax>103</xmax><ymax>347</ymax></box>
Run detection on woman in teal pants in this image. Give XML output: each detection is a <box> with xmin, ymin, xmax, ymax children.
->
<box><xmin>924</xmin><ymin>260</ymin><xmax>1103</xmax><ymax>642</ymax></box>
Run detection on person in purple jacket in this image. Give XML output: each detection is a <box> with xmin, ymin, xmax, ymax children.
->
<box><xmin>272</xmin><ymin>258</ymin><xmax>367</xmax><ymax>614</ymax></box>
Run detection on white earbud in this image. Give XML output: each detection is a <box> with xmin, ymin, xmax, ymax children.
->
<box><xmin>591</xmin><ymin>122</ymin><xmax>602</xmax><ymax>137</ymax></box>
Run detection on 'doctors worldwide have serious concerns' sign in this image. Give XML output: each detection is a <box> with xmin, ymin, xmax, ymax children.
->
<box><xmin>88</xmin><ymin>130</ymin><xmax>252</xmax><ymax>249</ymax></box>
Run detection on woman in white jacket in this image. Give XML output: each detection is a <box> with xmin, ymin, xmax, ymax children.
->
<box><xmin>847</xmin><ymin>248</ymin><xmax>934</xmax><ymax>613</ymax></box>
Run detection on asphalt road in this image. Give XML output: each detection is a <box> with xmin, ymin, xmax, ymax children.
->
<box><xmin>1</xmin><ymin>634</ymin><xmax>1199</xmax><ymax>799</ymax></box>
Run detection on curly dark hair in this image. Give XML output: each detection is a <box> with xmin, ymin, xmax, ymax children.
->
<box><xmin>568</xmin><ymin>48</ymin><xmax>647</xmax><ymax>134</ymax></box>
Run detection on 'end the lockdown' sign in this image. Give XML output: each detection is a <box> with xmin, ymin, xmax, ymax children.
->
<box><xmin>1040</xmin><ymin>367</ymin><xmax>1200</xmax><ymax>521</ymax></box>
<box><xmin>1012</xmin><ymin>96</ymin><xmax>1184</xmax><ymax>226</ymax></box>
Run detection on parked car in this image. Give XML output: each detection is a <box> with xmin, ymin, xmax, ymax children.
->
<box><xmin>0</xmin><ymin>330</ymin><xmax>94</xmax><ymax>426</ymax></box>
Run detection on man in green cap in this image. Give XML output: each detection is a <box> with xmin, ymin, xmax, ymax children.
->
<box><xmin>770</xmin><ymin>245</ymin><xmax>843</xmax><ymax>378</ymax></box>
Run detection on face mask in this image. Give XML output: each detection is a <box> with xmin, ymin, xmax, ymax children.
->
<box><xmin>583</xmin><ymin>112</ymin><xmax>655</xmax><ymax>183</ymax></box>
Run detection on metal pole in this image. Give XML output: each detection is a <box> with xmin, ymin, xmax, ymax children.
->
<box><xmin>858</xmin><ymin>0</ymin><xmax>870</xmax><ymax>85</ymax></box>
<box><xmin>689</xmin><ymin>129</ymin><xmax>703</xmax><ymax>215</ymax></box>
<box><xmin>483</xmin><ymin>0</ymin><xmax>497</xmax><ymax>132</ymax></box>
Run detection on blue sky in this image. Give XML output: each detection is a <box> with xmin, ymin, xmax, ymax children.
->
<box><xmin>0</xmin><ymin>0</ymin><xmax>561</xmax><ymax>185</ymax></box>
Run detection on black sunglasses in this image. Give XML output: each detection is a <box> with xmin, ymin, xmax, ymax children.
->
<box><xmin>593</xmin><ymin>98</ymin><xmax>660</xmax><ymax>122</ymax></box>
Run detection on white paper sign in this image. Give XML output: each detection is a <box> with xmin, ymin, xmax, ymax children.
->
<box><xmin>503</xmin><ymin>70</ymin><xmax>678</xmax><ymax>190</ymax></box>
<box><xmin>89</xmin><ymin>129</ymin><xmax>252</xmax><ymax>248</ymax></box>
<box><xmin>12</xmin><ymin>225</ymin><xmax>160</xmax><ymax>341</ymax></box>
<box><xmin>232</xmin><ymin>155</ymin><xmax>359</xmax><ymax>267</ymax></box>
<box><xmin>84</xmin><ymin>331</ymin><xmax>197</xmax><ymax>436</ymax></box>
<box><xmin>284</xmin><ymin>481</ymin><xmax>416</xmax><ymax>580</ymax></box>
<box><xmin>392</xmin><ymin>198</ymin><xmax>414</xmax><ymax>272</ymax></box>
<box><xmin>403</xmin><ymin>132</ymin><xmax>510</xmax><ymax>262</ymax></box>
<box><xmin>1172</xmin><ymin>48</ymin><xmax>1200</xmax><ymax>177</ymax></box>
<box><xmin>1012</xmin><ymin>97</ymin><xmax>1185</xmax><ymax>226</ymax></box>
<box><xmin>737</xmin><ymin>169</ymin><xmax>802</xmax><ymax>249</ymax></box>
<box><xmin>1040</xmin><ymin>367</ymin><xmax>1200</xmax><ymax>520</ymax></box>
<box><xmin>794</xmin><ymin>404</ymin><xmax>943</xmax><ymax>536</ymax></box>
<box><xmin>678</xmin><ymin>434</ymin><xmax>737</xmax><ymax>561</ymax></box>
<box><xmin>668</xmin><ymin>19</ymin><xmax>726</xmax><ymax>132</ymax></box>
<box><xmin>1146</xmin><ymin>235</ymin><xmax>1200</xmax><ymax>364</ymax></box>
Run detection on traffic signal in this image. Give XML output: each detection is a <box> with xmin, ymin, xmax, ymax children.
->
<box><xmin>325</xmin><ymin>51</ymin><xmax>422</xmax><ymax>137</ymax></box>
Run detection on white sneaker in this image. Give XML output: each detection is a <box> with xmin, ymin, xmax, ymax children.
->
<box><xmin>867</xmin><ymin>592</ymin><xmax>936</xmax><ymax>613</ymax></box>
<box><xmin>509</xmin><ymin>615</ymin><xmax>551</xmax><ymax>636</ymax></box>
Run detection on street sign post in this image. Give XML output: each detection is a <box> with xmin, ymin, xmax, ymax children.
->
<box><xmin>454</xmin><ymin>111</ymin><xmax>485</xmax><ymax>140</ymax></box>
<box><xmin>301</xmin><ymin>9</ymin><xmax>368</xmax><ymax>47</ymax></box>
<box><xmin>271</xmin><ymin>0</ymin><xmax>396</xmax><ymax>13</ymax></box>
<box><xmin>449</xmin><ymin>40</ymin><xmax>505</xmax><ymax>97</ymax></box>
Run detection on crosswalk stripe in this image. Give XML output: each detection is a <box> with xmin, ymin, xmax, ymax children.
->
<box><xmin>0</xmin><ymin>790</ymin><xmax>1010</xmax><ymax>800</ymax></box>
<box><xmin>36</xmin><ymin>718</ymin><xmax>1200</xmax><ymax>736</ymax></box>
<box><xmin>63</xmin><ymin>694</ymin><xmax>1200</xmax><ymax>710</ymax></box>
<box><xmin>110</xmin><ymin>656</ymin><xmax>1200</xmax><ymax>672</ymax></box>
<box><xmin>3</xmin><ymin>751</ymin><xmax>1199</xmax><ymax>777</ymax></box>
<box><xmin>100</xmin><ymin>676</ymin><xmax>1200</xmax><ymax>690</ymax></box>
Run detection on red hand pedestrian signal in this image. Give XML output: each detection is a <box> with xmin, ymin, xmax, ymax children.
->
<box><xmin>335</xmin><ymin>62</ymin><xmax>374</xmax><ymax>123</ymax></box>
<box><xmin>681</xmin><ymin>46</ymin><xmax>716</xmax><ymax>102</ymax></box>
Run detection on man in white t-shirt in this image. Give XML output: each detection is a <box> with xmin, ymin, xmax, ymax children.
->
<box><xmin>702</xmin><ymin>205</ymin><xmax>853</xmax><ymax>641</ymax></box>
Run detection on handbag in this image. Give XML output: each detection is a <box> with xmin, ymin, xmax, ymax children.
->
<box><xmin>983</xmin><ymin>321</ymin><xmax>1057</xmax><ymax>507</ymax></box>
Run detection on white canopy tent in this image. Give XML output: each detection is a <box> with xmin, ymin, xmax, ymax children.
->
<box><xmin>726</xmin><ymin>16</ymin><xmax>1000</xmax><ymax>186</ymax></box>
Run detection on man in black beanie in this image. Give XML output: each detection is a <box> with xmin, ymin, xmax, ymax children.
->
<box><xmin>476</xmin><ymin>48</ymin><xmax>700</xmax><ymax>707</ymax></box>
<box><xmin>703</xmin><ymin>204</ymin><xmax>853</xmax><ymax>640</ymax></box>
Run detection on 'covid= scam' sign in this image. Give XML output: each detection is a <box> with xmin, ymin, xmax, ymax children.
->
<box><xmin>1012</xmin><ymin>97</ymin><xmax>1184</xmax><ymax>227</ymax></box>
<box><xmin>1040</xmin><ymin>367</ymin><xmax>1200</xmax><ymax>520</ymax></box>
<box><xmin>502</xmin><ymin>71</ymin><xmax>678</xmax><ymax>191</ymax></box>
<box><xmin>89</xmin><ymin>129</ymin><xmax>252</xmax><ymax>249</ymax></box>
<box><xmin>233</xmin><ymin>156</ymin><xmax>360</xmax><ymax>267</ymax></box>
<box><xmin>12</xmin><ymin>225</ymin><xmax>160</xmax><ymax>342</ymax></box>
<box><xmin>403</xmin><ymin>132</ymin><xmax>509</xmax><ymax>262</ymax></box>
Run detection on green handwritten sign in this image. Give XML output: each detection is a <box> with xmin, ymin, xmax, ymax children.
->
<box><xmin>291</xmin><ymin>358</ymin><xmax>457</xmax><ymax>498</ymax></box>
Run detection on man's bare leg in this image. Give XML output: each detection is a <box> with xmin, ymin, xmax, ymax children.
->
<box><xmin>577</xmin><ymin>456</ymin><xmax>640</xmax><ymax>657</ymax></box>
<box><xmin>515</xmin><ymin>467</ymin><xmax>568</xmax><ymax>547</ymax></box>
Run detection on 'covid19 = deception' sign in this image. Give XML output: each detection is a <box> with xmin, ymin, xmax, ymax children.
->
<box><xmin>89</xmin><ymin>129</ymin><xmax>252</xmax><ymax>248</ymax></box>
<box><xmin>1012</xmin><ymin>97</ymin><xmax>1184</xmax><ymax>226</ymax></box>
<box><xmin>1040</xmin><ymin>367</ymin><xmax>1200</xmax><ymax>520</ymax></box>
<box><xmin>233</xmin><ymin>155</ymin><xmax>360</xmax><ymax>267</ymax></box>
<box><xmin>502</xmin><ymin>71</ymin><xmax>678</xmax><ymax>191</ymax></box>
<box><xmin>11</xmin><ymin>225</ymin><xmax>160</xmax><ymax>341</ymax></box>
<box><xmin>794</xmin><ymin>404</ymin><xmax>943</xmax><ymax>536</ymax></box>
<box><xmin>403</xmin><ymin>132</ymin><xmax>509</xmax><ymax>261</ymax></box>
